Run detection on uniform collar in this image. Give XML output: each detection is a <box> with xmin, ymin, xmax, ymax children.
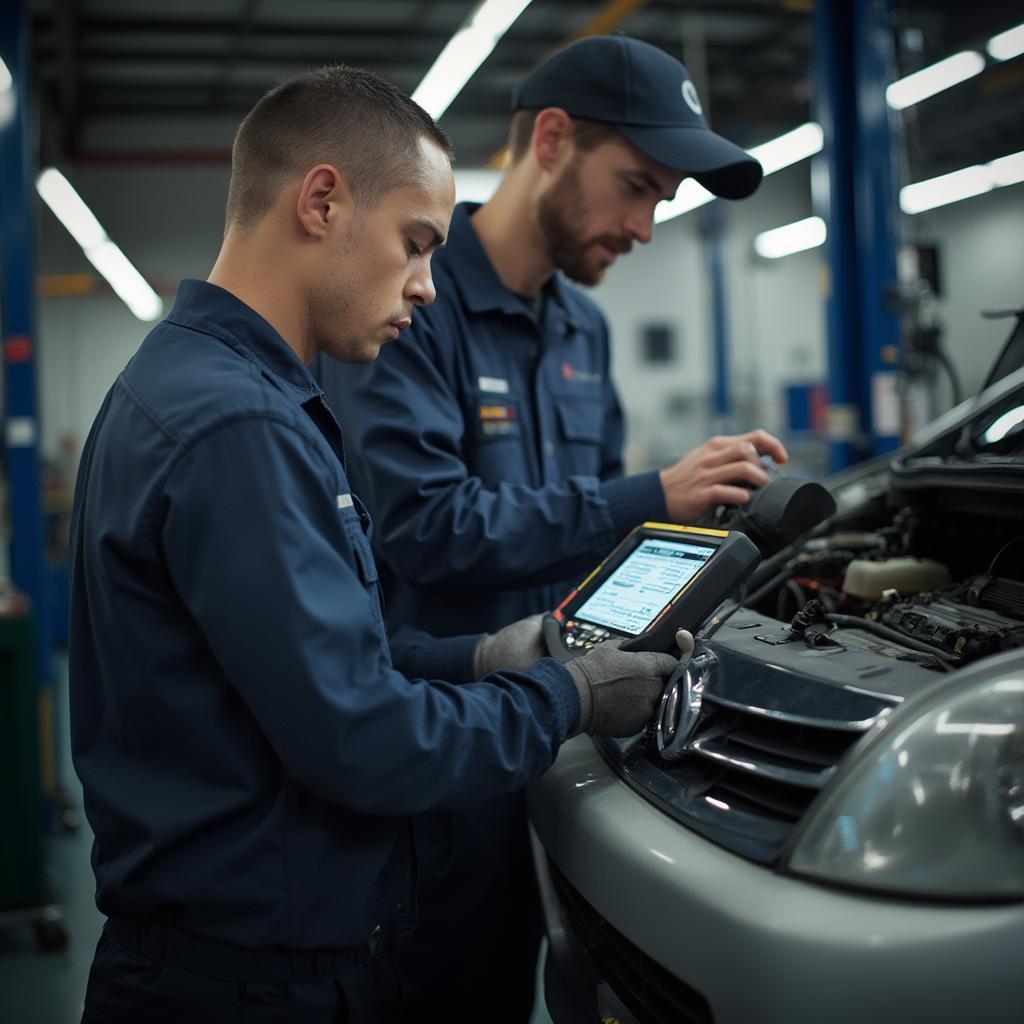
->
<box><xmin>447</xmin><ymin>203</ymin><xmax>581</xmax><ymax>332</ymax></box>
<box><xmin>166</xmin><ymin>279</ymin><xmax>322</xmax><ymax>403</ymax></box>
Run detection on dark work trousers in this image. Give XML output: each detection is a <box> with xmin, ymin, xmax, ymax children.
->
<box><xmin>81</xmin><ymin>917</ymin><xmax>402</xmax><ymax>1024</ymax></box>
<box><xmin>396</xmin><ymin>792</ymin><xmax>543</xmax><ymax>1024</ymax></box>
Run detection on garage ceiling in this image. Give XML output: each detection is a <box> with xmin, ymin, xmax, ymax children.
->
<box><xmin>26</xmin><ymin>0</ymin><xmax>1024</xmax><ymax>184</ymax></box>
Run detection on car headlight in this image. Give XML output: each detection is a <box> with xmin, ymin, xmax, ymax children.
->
<box><xmin>786</xmin><ymin>651</ymin><xmax>1024</xmax><ymax>899</ymax></box>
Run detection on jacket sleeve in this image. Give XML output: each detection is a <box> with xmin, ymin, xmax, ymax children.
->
<box><xmin>336</xmin><ymin>319</ymin><xmax>666</xmax><ymax>592</ymax></box>
<box><xmin>160</xmin><ymin>414</ymin><xmax>579</xmax><ymax>816</ymax></box>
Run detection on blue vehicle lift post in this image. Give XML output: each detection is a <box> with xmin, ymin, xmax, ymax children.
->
<box><xmin>703</xmin><ymin>200</ymin><xmax>733</xmax><ymax>430</ymax></box>
<box><xmin>0</xmin><ymin>0</ymin><xmax>68</xmax><ymax>948</ymax></box>
<box><xmin>812</xmin><ymin>0</ymin><xmax>903</xmax><ymax>471</ymax></box>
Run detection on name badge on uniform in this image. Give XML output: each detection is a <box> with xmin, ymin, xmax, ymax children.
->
<box><xmin>478</xmin><ymin>376</ymin><xmax>510</xmax><ymax>394</ymax></box>
<box><xmin>337</xmin><ymin>493</ymin><xmax>354</xmax><ymax>509</ymax></box>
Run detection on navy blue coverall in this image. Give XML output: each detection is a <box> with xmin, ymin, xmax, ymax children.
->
<box><xmin>69</xmin><ymin>280</ymin><xmax>580</xmax><ymax>1024</ymax></box>
<box><xmin>319</xmin><ymin>203</ymin><xmax>669</xmax><ymax>1021</ymax></box>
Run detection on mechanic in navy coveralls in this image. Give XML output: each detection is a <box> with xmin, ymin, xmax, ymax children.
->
<box><xmin>68</xmin><ymin>66</ymin><xmax>684</xmax><ymax>1024</ymax></box>
<box><xmin>320</xmin><ymin>36</ymin><xmax>789</xmax><ymax>1024</ymax></box>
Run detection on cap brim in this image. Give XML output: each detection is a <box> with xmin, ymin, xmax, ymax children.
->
<box><xmin>617</xmin><ymin>122</ymin><xmax>763</xmax><ymax>200</ymax></box>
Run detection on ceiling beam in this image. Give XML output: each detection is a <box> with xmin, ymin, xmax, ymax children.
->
<box><xmin>52</xmin><ymin>0</ymin><xmax>80</xmax><ymax>156</ymax></box>
<box><xmin>207</xmin><ymin>0</ymin><xmax>261</xmax><ymax>109</ymax></box>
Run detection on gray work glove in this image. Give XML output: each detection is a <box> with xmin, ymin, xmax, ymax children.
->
<box><xmin>474</xmin><ymin>613</ymin><xmax>547</xmax><ymax>677</ymax></box>
<box><xmin>567</xmin><ymin>631</ymin><xmax>693</xmax><ymax>737</ymax></box>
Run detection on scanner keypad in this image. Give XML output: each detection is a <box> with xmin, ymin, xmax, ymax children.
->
<box><xmin>564</xmin><ymin>620</ymin><xmax>613</xmax><ymax>651</ymax></box>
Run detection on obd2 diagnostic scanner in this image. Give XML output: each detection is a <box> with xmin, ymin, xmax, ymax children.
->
<box><xmin>543</xmin><ymin>523</ymin><xmax>761</xmax><ymax>663</ymax></box>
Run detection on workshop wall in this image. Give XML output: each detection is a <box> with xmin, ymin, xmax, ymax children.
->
<box><xmin>590</xmin><ymin>158</ymin><xmax>824</xmax><ymax>472</ymax></box>
<box><xmin>915</xmin><ymin>186</ymin><xmax>1024</xmax><ymax>400</ymax></box>
<box><xmin>32</xmin><ymin>160</ymin><xmax>1024</xmax><ymax>478</ymax></box>
<box><xmin>36</xmin><ymin>165</ymin><xmax>228</xmax><ymax>462</ymax></box>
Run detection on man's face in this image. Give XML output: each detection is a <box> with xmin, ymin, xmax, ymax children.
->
<box><xmin>312</xmin><ymin>136</ymin><xmax>454</xmax><ymax>363</ymax></box>
<box><xmin>537</xmin><ymin>133</ymin><xmax>684</xmax><ymax>286</ymax></box>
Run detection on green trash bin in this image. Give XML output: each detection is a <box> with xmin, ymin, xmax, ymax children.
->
<box><xmin>0</xmin><ymin>610</ymin><xmax>44</xmax><ymax>910</ymax></box>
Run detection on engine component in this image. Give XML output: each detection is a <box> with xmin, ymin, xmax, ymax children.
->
<box><xmin>804</xmin><ymin>531</ymin><xmax>881</xmax><ymax>552</ymax></box>
<box><xmin>881</xmin><ymin>596</ymin><xmax>1024</xmax><ymax>663</ymax></box>
<box><xmin>960</xmin><ymin>575</ymin><xmax>1024</xmax><ymax>621</ymax></box>
<box><xmin>842</xmin><ymin>557</ymin><xmax>952</xmax><ymax>601</ymax></box>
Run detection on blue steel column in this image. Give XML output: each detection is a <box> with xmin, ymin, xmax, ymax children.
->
<box><xmin>811</xmin><ymin>0</ymin><xmax>866</xmax><ymax>472</ymax></box>
<box><xmin>703</xmin><ymin>201</ymin><xmax>732</xmax><ymax>427</ymax></box>
<box><xmin>812</xmin><ymin>0</ymin><xmax>903</xmax><ymax>470</ymax></box>
<box><xmin>1</xmin><ymin>1</ymin><xmax>52</xmax><ymax>691</ymax></box>
<box><xmin>854</xmin><ymin>0</ymin><xmax>903</xmax><ymax>457</ymax></box>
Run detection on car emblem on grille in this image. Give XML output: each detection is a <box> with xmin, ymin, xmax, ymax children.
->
<box><xmin>656</xmin><ymin>651</ymin><xmax>717</xmax><ymax>761</ymax></box>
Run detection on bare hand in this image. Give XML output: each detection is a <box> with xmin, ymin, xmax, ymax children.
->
<box><xmin>659</xmin><ymin>429</ymin><xmax>788</xmax><ymax>523</ymax></box>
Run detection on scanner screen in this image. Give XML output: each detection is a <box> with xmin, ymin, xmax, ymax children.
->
<box><xmin>574</xmin><ymin>539</ymin><xmax>715</xmax><ymax>636</ymax></box>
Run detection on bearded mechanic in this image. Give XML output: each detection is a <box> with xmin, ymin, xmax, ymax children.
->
<box><xmin>320</xmin><ymin>35</ymin><xmax>789</xmax><ymax>1024</ymax></box>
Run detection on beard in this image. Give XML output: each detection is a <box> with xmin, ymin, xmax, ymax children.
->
<box><xmin>537</xmin><ymin>158</ymin><xmax>632</xmax><ymax>286</ymax></box>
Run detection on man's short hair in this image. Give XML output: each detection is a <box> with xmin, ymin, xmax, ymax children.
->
<box><xmin>508</xmin><ymin>109</ymin><xmax>620</xmax><ymax>164</ymax></box>
<box><xmin>226</xmin><ymin>65</ymin><xmax>453</xmax><ymax>232</ymax></box>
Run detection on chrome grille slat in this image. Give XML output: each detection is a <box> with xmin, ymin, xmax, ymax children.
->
<box><xmin>688</xmin><ymin>736</ymin><xmax>835</xmax><ymax>789</ymax></box>
<box><xmin>724</xmin><ymin>728</ymin><xmax>839</xmax><ymax>768</ymax></box>
<box><xmin>701</xmin><ymin>690</ymin><xmax>879</xmax><ymax>731</ymax></box>
<box><xmin>710</xmin><ymin>772</ymin><xmax>810</xmax><ymax>821</ymax></box>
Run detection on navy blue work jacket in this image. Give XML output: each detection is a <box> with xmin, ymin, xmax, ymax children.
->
<box><xmin>68</xmin><ymin>279</ymin><xmax>578</xmax><ymax>952</ymax></box>
<box><xmin>320</xmin><ymin>202</ymin><xmax>666</xmax><ymax>637</ymax></box>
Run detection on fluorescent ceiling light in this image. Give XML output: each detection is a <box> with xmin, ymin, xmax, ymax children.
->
<box><xmin>886</xmin><ymin>50</ymin><xmax>985</xmax><ymax>110</ymax></box>
<box><xmin>654</xmin><ymin>179</ymin><xmax>715</xmax><ymax>224</ymax></box>
<box><xmin>989</xmin><ymin>151</ymin><xmax>1024</xmax><ymax>187</ymax></box>
<box><xmin>413</xmin><ymin>0</ymin><xmax>533</xmax><ymax>119</ymax></box>
<box><xmin>984</xmin><ymin>405</ymin><xmax>1024</xmax><ymax>445</ymax></box>
<box><xmin>747</xmin><ymin>122</ymin><xmax>823</xmax><ymax>175</ymax></box>
<box><xmin>0</xmin><ymin>56</ymin><xmax>12</xmax><ymax>93</ymax></box>
<box><xmin>36</xmin><ymin>167</ymin><xmax>163</xmax><ymax>322</ymax></box>
<box><xmin>454</xmin><ymin>169</ymin><xmax>501</xmax><ymax>204</ymax></box>
<box><xmin>900</xmin><ymin>165</ymin><xmax>991</xmax><ymax>214</ymax></box>
<box><xmin>754</xmin><ymin>216</ymin><xmax>826</xmax><ymax>259</ymax></box>
<box><xmin>84</xmin><ymin>242</ymin><xmax>164</xmax><ymax>322</ymax></box>
<box><xmin>36</xmin><ymin>168</ymin><xmax>107</xmax><ymax>249</ymax></box>
<box><xmin>987</xmin><ymin>23</ymin><xmax>1024</xmax><ymax>62</ymax></box>
<box><xmin>900</xmin><ymin>150</ymin><xmax>1024</xmax><ymax>214</ymax></box>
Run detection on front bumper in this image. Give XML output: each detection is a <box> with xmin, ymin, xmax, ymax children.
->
<box><xmin>529</xmin><ymin>735</ymin><xmax>1024</xmax><ymax>1024</ymax></box>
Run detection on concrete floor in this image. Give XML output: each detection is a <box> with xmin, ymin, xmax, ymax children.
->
<box><xmin>0</xmin><ymin>656</ymin><xmax>553</xmax><ymax>1023</ymax></box>
<box><xmin>0</xmin><ymin>657</ymin><xmax>103</xmax><ymax>1024</ymax></box>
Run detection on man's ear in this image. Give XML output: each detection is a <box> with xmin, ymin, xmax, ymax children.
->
<box><xmin>532</xmin><ymin>108</ymin><xmax>573</xmax><ymax>172</ymax></box>
<box><xmin>295</xmin><ymin>164</ymin><xmax>354</xmax><ymax>239</ymax></box>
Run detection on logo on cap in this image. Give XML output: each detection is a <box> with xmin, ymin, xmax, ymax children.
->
<box><xmin>681</xmin><ymin>79</ymin><xmax>703</xmax><ymax>116</ymax></box>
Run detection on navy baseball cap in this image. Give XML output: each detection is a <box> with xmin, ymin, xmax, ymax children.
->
<box><xmin>511</xmin><ymin>35</ymin><xmax>762</xmax><ymax>200</ymax></box>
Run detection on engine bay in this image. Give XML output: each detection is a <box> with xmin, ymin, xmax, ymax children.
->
<box><xmin>739</xmin><ymin>498</ymin><xmax>1024</xmax><ymax>673</ymax></box>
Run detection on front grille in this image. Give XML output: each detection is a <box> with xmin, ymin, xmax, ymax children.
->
<box><xmin>598</xmin><ymin>613</ymin><xmax>903</xmax><ymax>863</ymax></box>
<box><xmin>548</xmin><ymin>857</ymin><xmax>713</xmax><ymax>1024</ymax></box>
<box><xmin>685</xmin><ymin>700</ymin><xmax>867</xmax><ymax>823</ymax></box>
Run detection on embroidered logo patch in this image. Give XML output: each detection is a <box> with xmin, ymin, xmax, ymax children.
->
<box><xmin>682</xmin><ymin>79</ymin><xmax>703</xmax><ymax>116</ymax></box>
<box><xmin>560</xmin><ymin>361</ymin><xmax>602</xmax><ymax>384</ymax></box>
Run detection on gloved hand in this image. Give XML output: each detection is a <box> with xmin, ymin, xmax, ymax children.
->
<box><xmin>566</xmin><ymin>634</ymin><xmax>690</xmax><ymax>737</ymax></box>
<box><xmin>473</xmin><ymin>613</ymin><xmax>547</xmax><ymax>677</ymax></box>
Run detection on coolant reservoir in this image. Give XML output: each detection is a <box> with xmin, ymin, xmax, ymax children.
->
<box><xmin>842</xmin><ymin>557</ymin><xmax>952</xmax><ymax>600</ymax></box>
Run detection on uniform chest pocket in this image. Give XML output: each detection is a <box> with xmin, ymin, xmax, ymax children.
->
<box><xmin>554</xmin><ymin>395</ymin><xmax>605</xmax><ymax>444</ymax></box>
